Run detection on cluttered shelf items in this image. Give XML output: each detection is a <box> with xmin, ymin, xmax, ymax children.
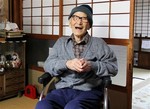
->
<box><xmin>0</xmin><ymin>21</ymin><xmax>24</xmax><ymax>38</ymax></box>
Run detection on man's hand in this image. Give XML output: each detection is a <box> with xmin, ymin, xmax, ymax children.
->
<box><xmin>66</xmin><ymin>58</ymin><xmax>91</xmax><ymax>73</ymax></box>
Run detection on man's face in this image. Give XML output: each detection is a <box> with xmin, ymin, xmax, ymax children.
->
<box><xmin>69</xmin><ymin>12</ymin><xmax>90</xmax><ymax>39</ymax></box>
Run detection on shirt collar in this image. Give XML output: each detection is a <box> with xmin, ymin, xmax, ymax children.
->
<box><xmin>68</xmin><ymin>32</ymin><xmax>90</xmax><ymax>45</ymax></box>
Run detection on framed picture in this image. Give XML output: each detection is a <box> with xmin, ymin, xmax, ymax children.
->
<box><xmin>0</xmin><ymin>0</ymin><xmax>9</xmax><ymax>22</ymax></box>
<box><xmin>0</xmin><ymin>0</ymin><xmax>4</xmax><ymax>15</ymax></box>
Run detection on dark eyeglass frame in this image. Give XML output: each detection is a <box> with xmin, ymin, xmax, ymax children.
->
<box><xmin>71</xmin><ymin>15</ymin><xmax>88</xmax><ymax>23</ymax></box>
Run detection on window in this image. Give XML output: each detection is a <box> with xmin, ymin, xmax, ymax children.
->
<box><xmin>63</xmin><ymin>0</ymin><xmax>130</xmax><ymax>39</ymax></box>
<box><xmin>23</xmin><ymin>0</ymin><xmax>60</xmax><ymax>35</ymax></box>
<box><xmin>134</xmin><ymin>0</ymin><xmax>150</xmax><ymax>37</ymax></box>
<box><xmin>23</xmin><ymin>0</ymin><xmax>130</xmax><ymax>39</ymax></box>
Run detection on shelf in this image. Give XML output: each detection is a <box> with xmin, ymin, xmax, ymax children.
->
<box><xmin>0</xmin><ymin>36</ymin><xmax>26</xmax><ymax>43</ymax></box>
<box><xmin>134</xmin><ymin>37</ymin><xmax>150</xmax><ymax>39</ymax></box>
<box><xmin>133</xmin><ymin>35</ymin><xmax>150</xmax><ymax>69</ymax></box>
<box><xmin>0</xmin><ymin>40</ymin><xmax>26</xmax><ymax>100</ymax></box>
<box><xmin>26</xmin><ymin>34</ymin><xmax>59</xmax><ymax>40</ymax></box>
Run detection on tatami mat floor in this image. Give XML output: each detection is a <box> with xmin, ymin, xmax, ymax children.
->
<box><xmin>0</xmin><ymin>95</ymin><xmax>38</xmax><ymax>109</ymax></box>
<box><xmin>132</xmin><ymin>67</ymin><xmax>150</xmax><ymax>86</ymax></box>
<box><xmin>132</xmin><ymin>67</ymin><xmax>150</xmax><ymax>109</ymax></box>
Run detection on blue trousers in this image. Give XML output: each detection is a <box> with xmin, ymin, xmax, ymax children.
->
<box><xmin>35</xmin><ymin>88</ymin><xmax>103</xmax><ymax>109</ymax></box>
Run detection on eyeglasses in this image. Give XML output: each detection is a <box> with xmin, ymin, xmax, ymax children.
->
<box><xmin>72</xmin><ymin>15</ymin><xmax>88</xmax><ymax>23</ymax></box>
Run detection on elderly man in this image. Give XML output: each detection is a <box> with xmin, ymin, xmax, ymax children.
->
<box><xmin>35</xmin><ymin>4</ymin><xmax>118</xmax><ymax>109</ymax></box>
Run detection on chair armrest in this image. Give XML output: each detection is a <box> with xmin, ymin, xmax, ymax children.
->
<box><xmin>102</xmin><ymin>76</ymin><xmax>112</xmax><ymax>88</ymax></box>
<box><xmin>38</xmin><ymin>72</ymin><xmax>52</xmax><ymax>87</ymax></box>
<box><xmin>102</xmin><ymin>76</ymin><xmax>112</xmax><ymax>109</ymax></box>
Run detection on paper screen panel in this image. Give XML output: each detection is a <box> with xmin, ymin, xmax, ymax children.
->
<box><xmin>93</xmin><ymin>3</ymin><xmax>109</xmax><ymax>14</ymax></box>
<box><xmin>43</xmin><ymin>0</ymin><xmax>52</xmax><ymax>6</ymax></box>
<box><xmin>32</xmin><ymin>17</ymin><xmax>41</xmax><ymax>25</ymax></box>
<box><xmin>109</xmin><ymin>45</ymin><xmax>127</xmax><ymax>87</ymax></box>
<box><xmin>43</xmin><ymin>17</ymin><xmax>52</xmax><ymax>25</ymax></box>
<box><xmin>23</xmin><ymin>0</ymin><xmax>31</xmax><ymax>8</ymax></box>
<box><xmin>23</xmin><ymin>17</ymin><xmax>31</xmax><ymax>25</ymax></box>
<box><xmin>111</xmin><ymin>14</ymin><xmax>130</xmax><ymax>26</ymax></box>
<box><xmin>32</xmin><ymin>0</ymin><xmax>41</xmax><ymax>7</ymax></box>
<box><xmin>23</xmin><ymin>9</ymin><xmax>31</xmax><ymax>16</ymax></box>
<box><xmin>43</xmin><ymin>26</ymin><xmax>52</xmax><ymax>34</ymax></box>
<box><xmin>111</xmin><ymin>1</ymin><xmax>130</xmax><ymax>13</ymax></box>
<box><xmin>43</xmin><ymin>7</ymin><xmax>52</xmax><ymax>16</ymax></box>
<box><xmin>110</xmin><ymin>27</ymin><xmax>129</xmax><ymax>39</ymax></box>
<box><xmin>53</xmin><ymin>26</ymin><xmax>59</xmax><ymax>34</ymax></box>
<box><xmin>32</xmin><ymin>26</ymin><xmax>41</xmax><ymax>34</ymax></box>
<box><xmin>93</xmin><ymin>15</ymin><xmax>109</xmax><ymax>26</ymax></box>
<box><xmin>77</xmin><ymin>0</ymin><xmax>91</xmax><ymax>3</ymax></box>
<box><xmin>23</xmin><ymin>26</ymin><xmax>31</xmax><ymax>33</ymax></box>
<box><xmin>92</xmin><ymin>27</ymin><xmax>109</xmax><ymax>38</ymax></box>
<box><xmin>63</xmin><ymin>0</ymin><xmax>76</xmax><ymax>5</ymax></box>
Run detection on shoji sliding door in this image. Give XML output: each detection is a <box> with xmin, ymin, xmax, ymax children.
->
<box><xmin>63</xmin><ymin>0</ymin><xmax>130</xmax><ymax>39</ymax></box>
<box><xmin>63</xmin><ymin>1</ymin><xmax>134</xmax><ymax>109</ymax></box>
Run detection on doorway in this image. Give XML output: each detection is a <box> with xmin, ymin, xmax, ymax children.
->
<box><xmin>132</xmin><ymin>0</ymin><xmax>150</xmax><ymax>108</ymax></box>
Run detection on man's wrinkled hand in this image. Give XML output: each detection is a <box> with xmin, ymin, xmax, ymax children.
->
<box><xmin>66</xmin><ymin>58</ymin><xmax>91</xmax><ymax>73</ymax></box>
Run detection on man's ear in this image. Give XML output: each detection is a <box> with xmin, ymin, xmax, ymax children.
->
<box><xmin>87</xmin><ymin>24</ymin><xmax>91</xmax><ymax>30</ymax></box>
<box><xmin>69</xmin><ymin>20</ymin><xmax>72</xmax><ymax>28</ymax></box>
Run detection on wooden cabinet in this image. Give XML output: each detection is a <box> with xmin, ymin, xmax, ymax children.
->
<box><xmin>133</xmin><ymin>37</ymin><xmax>150</xmax><ymax>69</ymax></box>
<box><xmin>138</xmin><ymin>52</ymin><xmax>150</xmax><ymax>69</ymax></box>
<box><xmin>0</xmin><ymin>69</ymin><xmax>25</xmax><ymax>100</ymax></box>
<box><xmin>0</xmin><ymin>38</ymin><xmax>26</xmax><ymax>100</ymax></box>
<box><xmin>0</xmin><ymin>74</ymin><xmax>4</xmax><ymax>96</ymax></box>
